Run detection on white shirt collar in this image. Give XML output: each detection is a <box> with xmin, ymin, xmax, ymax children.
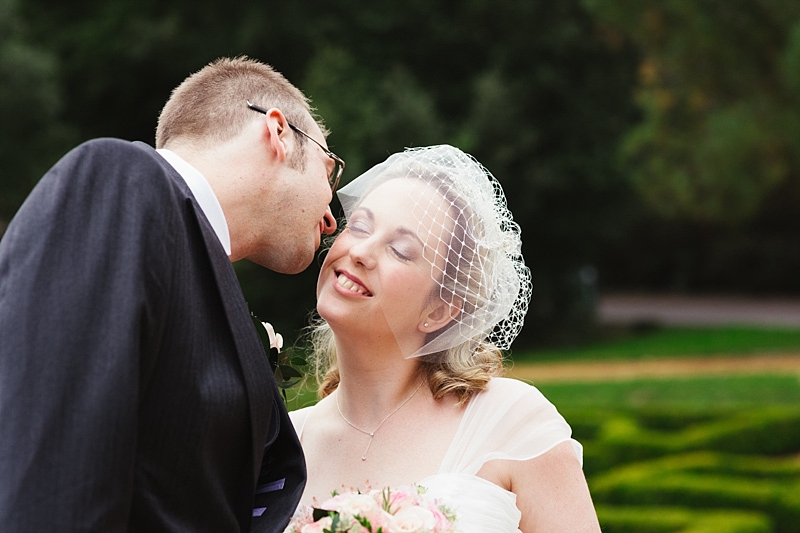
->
<box><xmin>156</xmin><ymin>148</ymin><xmax>231</xmax><ymax>256</ymax></box>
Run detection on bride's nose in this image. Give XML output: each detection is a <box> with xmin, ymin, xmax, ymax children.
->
<box><xmin>349</xmin><ymin>239</ymin><xmax>377</xmax><ymax>269</ymax></box>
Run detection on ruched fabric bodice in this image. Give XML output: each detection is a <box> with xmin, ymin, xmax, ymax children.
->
<box><xmin>290</xmin><ymin>378</ymin><xmax>582</xmax><ymax>532</ymax></box>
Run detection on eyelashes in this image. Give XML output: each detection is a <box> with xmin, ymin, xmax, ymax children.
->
<box><xmin>390</xmin><ymin>246</ymin><xmax>412</xmax><ymax>262</ymax></box>
<box><xmin>347</xmin><ymin>221</ymin><xmax>418</xmax><ymax>263</ymax></box>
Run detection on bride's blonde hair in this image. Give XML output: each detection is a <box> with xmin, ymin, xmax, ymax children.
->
<box><xmin>308</xmin><ymin>319</ymin><xmax>504</xmax><ymax>405</ymax></box>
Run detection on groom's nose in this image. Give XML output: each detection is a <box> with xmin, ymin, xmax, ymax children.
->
<box><xmin>322</xmin><ymin>207</ymin><xmax>337</xmax><ymax>234</ymax></box>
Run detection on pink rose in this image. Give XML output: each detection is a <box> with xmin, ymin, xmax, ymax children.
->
<box><xmin>366</xmin><ymin>509</ymin><xmax>393</xmax><ymax>531</ymax></box>
<box><xmin>386</xmin><ymin>506</ymin><xmax>437</xmax><ymax>533</ymax></box>
<box><xmin>300</xmin><ymin>516</ymin><xmax>331</xmax><ymax>533</ymax></box>
<box><xmin>387</xmin><ymin>487</ymin><xmax>419</xmax><ymax>513</ymax></box>
<box><xmin>321</xmin><ymin>493</ymin><xmax>391</xmax><ymax>531</ymax></box>
<box><xmin>429</xmin><ymin>506</ymin><xmax>452</xmax><ymax>531</ymax></box>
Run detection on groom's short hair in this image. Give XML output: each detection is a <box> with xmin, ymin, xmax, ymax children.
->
<box><xmin>155</xmin><ymin>56</ymin><xmax>319</xmax><ymax>151</ymax></box>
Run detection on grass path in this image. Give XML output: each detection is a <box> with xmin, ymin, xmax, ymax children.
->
<box><xmin>507</xmin><ymin>352</ymin><xmax>800</xmax><ymax>383</ymax></box>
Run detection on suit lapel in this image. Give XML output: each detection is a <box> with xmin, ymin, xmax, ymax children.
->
<box><xmin>188</xmin><ymin>200</ymin><xmax>273</xmax><ymax>488</ymax></box>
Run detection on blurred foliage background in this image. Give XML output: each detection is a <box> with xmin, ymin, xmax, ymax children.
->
<box><xmin>2</xmin><ymin>0</ymin><xmax>799</xmax><ymax>349</ymax></box>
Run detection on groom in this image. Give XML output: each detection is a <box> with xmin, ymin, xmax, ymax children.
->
<box><xmin>0</xmin><ymin>57</ymin><xmax>339</xmax><ymax>532</ymax></box>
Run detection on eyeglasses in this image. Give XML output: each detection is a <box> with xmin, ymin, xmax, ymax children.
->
<box><xmin>247</xmin><ymin>101</ymin><xmax>345</xmax><ymax>192</ymax></box>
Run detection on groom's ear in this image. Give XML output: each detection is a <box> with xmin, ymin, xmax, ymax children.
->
<box><xmin>418</xmin><ymin>298</ymin><xmax>463</xmax><ymax>333</ymax></box>
<box><xmin>258</xmin><ymin>108</ymin><xmax>291</xmax><ymax>163</ymax></box>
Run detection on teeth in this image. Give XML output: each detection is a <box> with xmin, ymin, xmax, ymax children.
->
<box><xmin>337</xmin><ymin>274</ymin><xmax>367</xmax><ymax>295</ymax></box>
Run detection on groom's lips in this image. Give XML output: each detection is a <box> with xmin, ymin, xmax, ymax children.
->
<box><xmin>335</xmin><ymin>270</ymin><xmax>372</xmax><ymax>296</ymax></box>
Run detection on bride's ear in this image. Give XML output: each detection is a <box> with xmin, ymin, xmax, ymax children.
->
<box><xmin>418</xmin><ymin>299</ymin><xmax>463</xmax><ymax>333</ymax></box>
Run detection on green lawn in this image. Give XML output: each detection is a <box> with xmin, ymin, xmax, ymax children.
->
<box><xmin>513</xmin><ymin>326</ymin><xmax>800</xmax><ymax>363</ymax></box>
<box><xmin>288</xmin><ymin>371</ymin><xmax>800</xmax><ymax>412</ymax></box>
<box><xmin>285</xmin><ymin>326</ymin><xmax>800</xmax><ymax>412</ymax></box>
<box><xmin>533</xmin><ymin>374</ymin><xmax>800</xmax><ymax>411</ymax></box>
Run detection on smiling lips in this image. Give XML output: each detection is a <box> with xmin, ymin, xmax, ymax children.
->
<box><xmin>336</xmin><ymin>272</ymin><xmax>372</xmax><ymax>296</ymax></box>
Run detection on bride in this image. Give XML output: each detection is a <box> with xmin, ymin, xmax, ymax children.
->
<box><xmin>289</xmin><ymin>145</ymin><xmax>601</xmax><ymax>532</ymax></box>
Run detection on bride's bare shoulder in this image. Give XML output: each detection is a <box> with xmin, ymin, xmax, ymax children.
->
<box><xmin>288</xmin><ymin>395</ymin><xmax>334</xmax><ymax>435</ymax></box>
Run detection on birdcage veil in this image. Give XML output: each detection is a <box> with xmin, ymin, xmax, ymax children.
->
<box><xmin>336</xmin><ymin>144</ymin><xmax>532</xmax><ymax>358</ymax></box>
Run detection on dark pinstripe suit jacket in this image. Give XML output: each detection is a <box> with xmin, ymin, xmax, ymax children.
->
<box><xmin>0</xmin><ymin>139</ymin><xmax>305</xmax><ymax>532</ymax></box>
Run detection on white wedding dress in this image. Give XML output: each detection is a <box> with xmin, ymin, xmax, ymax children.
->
<box><xmin>290</xmin><ymin>377</ymin><xmax>582</xmax><ymax>532</ymax></box>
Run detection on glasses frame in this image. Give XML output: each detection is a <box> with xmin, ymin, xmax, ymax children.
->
<box><xmin>246</xmin><ymin>101</ymin><xmax>344</xmax><ymax>192</ymax></box>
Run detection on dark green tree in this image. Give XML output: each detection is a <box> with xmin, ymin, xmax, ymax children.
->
<box><xmin>0</xmin><ymin>0</ymin><xmax>75</xmax><ymax>226</ymax></box>
<box><xmin>5</xmin><ymin>0</ymin><xmax>642</xmax><ymax>348</ymax></box>
<box><xmin>585</xmin><ymin>0</ymin><xmax>800</xmax><ymax>295</ymax></box>
<box><xmin>586</xmin><ymin>0</ymin><xmax>800</xmax><ymax>223</ymax></box>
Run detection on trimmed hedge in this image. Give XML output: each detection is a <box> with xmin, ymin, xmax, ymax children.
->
<box><xmin>625</xmin><ymin>452</ymin><xmax>800</xmax><ymax>480</ymax></box>
<box><xmin>591</xmin><ymin>460</ymin><xmax>800</xmax><ymax>532</ymax></box>
<box><xmin>567</xmin><ymin>407</ymin><xmax>800</xmax><ymax>531</ymax></box>
<box><xmin>575</xmin><ymin>407</ymin><xmax>800</xmax><ymax>474</ymax></box>
<box><xmin>596</xmin><ymin>505</ymin><xmax>773</xmax><ymax>533</ymax></box>
<box><xmin>562</xmin><ymin>407</ymin><xmax>722</xmax><ymax>434</ymax></box>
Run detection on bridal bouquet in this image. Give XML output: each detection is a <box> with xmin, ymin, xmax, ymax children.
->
<box><xmin>285</xmin><ymin>485</ymin><xmax>458</xmax><ymax>533</ymax></box>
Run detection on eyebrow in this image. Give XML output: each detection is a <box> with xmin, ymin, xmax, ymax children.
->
<box><xmin>353</xmin><ymin>206</ymin><xmax>424</xmax><ymax>246</ymax></box>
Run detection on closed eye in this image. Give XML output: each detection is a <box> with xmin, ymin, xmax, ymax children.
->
<box><xmin>347</xmin><ymin>208</ymin><xmax>372</xmax><ymax>236</ymax></box>
<box><xmin>390</xmin><ymin>246</ymin><xmax>411</xmax><ymax>261</ymax></box>
<box><xmin>348</xmin><ymin>222</ymin><xmax>370</xmax><ymax>235</ymax></box>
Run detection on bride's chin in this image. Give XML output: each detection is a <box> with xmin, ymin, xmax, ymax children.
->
<box><xmin>316</xmin><ymin>303</ymin><xmax>370</xmax><ymax>339</ymax></box>
<box><xmin>315</xmin><ymin>299</ymin><xmax>332</xmax><ymax>322</ymax></box>
<box><xmin>315</xmin><ymin>297</ymin><xmax>345</xmax><ymax>325</ymax></box>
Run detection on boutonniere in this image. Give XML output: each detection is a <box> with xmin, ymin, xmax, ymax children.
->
<box><xmin>250</xmin><ymin>312</ymin><xmax>307</xmax><ymax>399</ymax></box>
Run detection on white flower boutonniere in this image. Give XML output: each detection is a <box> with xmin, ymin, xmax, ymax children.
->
<box><xmin>250</xmin><ymin>312</ymin><xmax>307</xmax><ymax>399</ymax></box>
<box><xmin>261</xmin><ymin>321</ymin><xmax>284</xmax><ymax>352</ymax></box>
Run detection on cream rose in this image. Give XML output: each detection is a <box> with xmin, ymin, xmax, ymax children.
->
<box><xmin>386</xmin><ymin>505</ymin><xmax>437</xmax><ymax>533</ymax></box>
<box><xmin>323</xmin><ymin>493</ymin><xmax>380</xmax><ymax>516</ymax></box>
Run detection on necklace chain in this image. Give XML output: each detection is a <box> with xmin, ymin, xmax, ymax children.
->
<box><xmin>336</xmin><ymin>380</ymin><xmax>424</xmax><ymax>461</ymax></box>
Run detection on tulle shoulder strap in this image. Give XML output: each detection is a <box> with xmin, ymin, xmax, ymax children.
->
<box><xmin>438</xmin><ymin>377</ymin><xmax>581</xmax><ymax>475</ymax></box>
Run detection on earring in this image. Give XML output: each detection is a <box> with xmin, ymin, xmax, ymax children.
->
<box><xmin>423</xmin><ymin>322</ymin><xmax>429</xmax><ymax>328</ymax></box>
